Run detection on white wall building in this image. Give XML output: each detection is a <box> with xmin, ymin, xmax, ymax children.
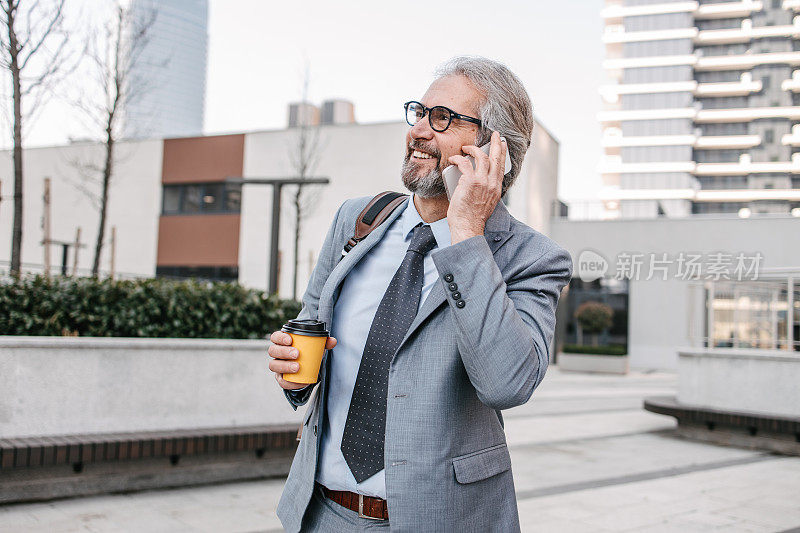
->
<box><xmin>551</xmin><ymin>213</ymin><xmax>800</xmax><ymax>370</ymax></box>
<box><xmin>0</xmin><ymin>117</ymin><xmax>562</xmax><ymax>300</ymax></box>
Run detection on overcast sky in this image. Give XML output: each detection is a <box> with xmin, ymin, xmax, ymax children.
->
<box><xmin>11</xmin><ymin>0</ymin><xmax>606</xmax><ymax>202</ymax></box>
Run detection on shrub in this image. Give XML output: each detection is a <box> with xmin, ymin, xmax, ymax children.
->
<box><xmin>574</xmin><ymin>300</ymin><xmax>614</xmax><ymax>334</ymax></box>
<box><xmin>0</xmin><ymin>275</ymin><xmax>302</xmax><ymax>339</ymax></box>
<box><xmin>562</xmin><ymin>344</ymin><xmax>627</xmax><ymax>356</ymax></box>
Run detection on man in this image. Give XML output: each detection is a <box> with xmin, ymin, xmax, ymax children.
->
<box><xmin>268</xmin><ymin>56</ymin><xmax>573</xmax><ymax>532</ymax></box>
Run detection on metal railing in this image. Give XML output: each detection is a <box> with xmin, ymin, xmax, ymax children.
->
<box><xmin>686</xmin><ymin>268</ymin><xmax>800</xmax><ymax>352</ymax></box>
<box><xmin>553</xmin><ymin>199</ymin><xmax>800</xmax><ymax>221</ymax></box>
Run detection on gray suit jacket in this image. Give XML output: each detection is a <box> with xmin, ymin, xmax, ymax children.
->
<box><xmin>276</xmin><ymin>195</ymin><xmax>573</xmax><ymax>533</ymax></box>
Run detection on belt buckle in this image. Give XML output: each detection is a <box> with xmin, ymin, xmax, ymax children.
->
<box><xmin>358</xmin><ymin>493</ymin><xmax>383</xmax><ymax>521</ymax></box>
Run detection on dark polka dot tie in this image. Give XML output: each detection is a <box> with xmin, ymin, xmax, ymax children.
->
<box><xmin>341</xmin><ymin>223</ymin><xmax>437</xmax><ymax>483</ymax></box>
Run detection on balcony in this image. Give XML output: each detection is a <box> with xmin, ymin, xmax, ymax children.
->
<box><xmin>599</xmin><ymin>156</ymin><xmax>696</xmax><ymax>175</ymax></box>
<box><xmin>597</xmin><ymin>187</ymin><xmax>800</xmax><ymax>201</ymax></box>
<box><xmin>604</xmin><ymin>50</ymin><xmax>800</xmax><ymax>75</ymax></box>
<box><xmin>599</xmin><ymin>152</ymin><xmax>800</xmax><ymax>178</ymax></box>
<box><xmin>601</xmin><ymin>128</ymin><xmax>761</xmax><ymax>149</ymax></box>
<box><xmin>694</xmin><ymin>135</ymin><xmax>761</xmax><ymax>149</ymax></box>
<box><xmin>694</xmin><ymin>0</ymin><xmax>763</xmax><ymax>19</ymax></box>
<box><xmin>600</xmin><ymin>74</ymin><xmax>760</xmax><ymax>101</ymax></box>
<box><xmin>695</xmin><ymin>77</ymin><xmax>762</xmax><ymax>97</ymax></box>
<box><xmin>602</xmin><ymin>1</ymin><xmax>697</xmax><ymax>22</ymax></box>
<box><xmin>599</xmin><ymin>81</ymin><xmax>698</xmax><ymax>103</ymax></box>
<box><xmin>603</xmin><ymin>54</ymin><xmax>697</xmax><ymax>72</ymax></box>
<box><xmin>696</xmin><ymin>189</ymin><xmax>800</xmax><ymax>200</ymax></box>
<box><xmin>603</xmin><ymin>26</ymin><xmax>698</xmax><ymax>44</ymax></box>
<box><xmin>695</xmin><ymin>106</ymin><xmax>800</xmax><ymax>123</ymax></box>
<box><xmin>781</xmin><ymin>70</ymin><xmax>800</xmax><ymax>92</ymax></box>
<box><xmin>695</xmin><ymin>51</ymin><xmax>800</xmax><ymax>71</ymax></box>
<box><xmin>695</xmin><ymin>153</ymin><xmax>800</xmax><ymax>175</ymax></box>
<box><xmin>695</xmin><ymin>18</ymin><xmax>800</xmax><ymax>44</ymax></box>
<box><xmin>780</xmin><ymin>124</ymin><xmax>800</xmax><ymax>146</ymax></box>
<box><xmin>783</xmin><ymin>0</ymin><xmax>800</xmax><ymax>11</ymax></box>
<box><xmin>602</xmin><ymin>131</ymin><xmax>697</xmax><ymax>148</ymax></box>
<box><xmin>604</xmin><ymin>17</ymin><xmax>797</xmax><ymax>45</ymax></box>
<box><xmin>598</xmin><ymin>108</ymin><xmax>697</xmax><ymax>124</ymax></box>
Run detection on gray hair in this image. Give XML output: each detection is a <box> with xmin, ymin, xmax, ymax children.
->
<box><xmin>434</xmin><ymin>56</ymin><xmax>534</xmax><ymax>196</ymax></box>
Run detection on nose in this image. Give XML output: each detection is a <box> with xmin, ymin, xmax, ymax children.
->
<box><xmin>409</xmin><ymin>114</ymin><xmax>434</xmax><ymax>141</ymax></box>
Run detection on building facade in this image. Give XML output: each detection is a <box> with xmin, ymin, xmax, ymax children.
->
<box><xmin>124</xmin><ymin>0</ymin><xmax>208</xmax><ymax>139</ymax></box>
<box><xmin>600</xmin><ymin>0</ymin><xmax>800</xmax><ymax>218</ymax></box>
<box><xmin>0</xmin><ymin>118</ymin><xmax>561</xmax><ymax>299</ymax></box>
<box><xmin>551</xmin><ymin>214</ymin><xmax>800</xmax><ymax>369</ymax></box>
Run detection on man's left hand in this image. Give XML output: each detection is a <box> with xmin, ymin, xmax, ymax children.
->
<box><xmin>446</xmin><ymin>131</ymin><xmax>507</xmax><ymax>244</ymax></box>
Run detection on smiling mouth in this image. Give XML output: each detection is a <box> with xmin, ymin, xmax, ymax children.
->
<box><xmin>411</xmin><ymin>150</ymin><xmax>435</xmax><ymax>160</ymax></box>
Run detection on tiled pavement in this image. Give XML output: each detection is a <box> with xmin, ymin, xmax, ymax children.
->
<box><xmin>2</xmin><ymin>367</ymin><xmax>799</xmax><ymax>532</ymax></box>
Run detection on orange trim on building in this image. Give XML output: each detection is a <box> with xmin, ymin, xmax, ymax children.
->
<box><xmin>162</xmin><ymin>134</ymin><xmax>245</xmax><ymax>184</ymax></box>
<box><xmin>157</xmin><ymin>214</ymin><xmax>240</xmax><ymax>267</ymax></box>
<box><xmin>156</xmin><ymin>134</ymin><xmax>245</xmax><ymax>271</ymax></box>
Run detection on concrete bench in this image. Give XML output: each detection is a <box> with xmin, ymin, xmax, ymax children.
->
<box><xmin>0</xmin><ymin>424</ymin><xmax>299</xmax><ymax>504</ymax></box>
<box><xmin>645</xmin><ymin>395</ymin><xmax>800</xmax><ymax>456</ymax></box>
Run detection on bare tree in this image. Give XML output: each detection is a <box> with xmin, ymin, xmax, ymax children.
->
<box><xmin>71</xmin><ymin>2</ymin><xmax>156</xmax><ymax>276</ymax></box>
<box><xmin>288</xmin><ymin>63</ymin><xmax>325</xmax><ymax>300</ymax></box>
<box><xmin>0</xmin><ymin>0</ymin><xmax>70</xmax><ymax>276</ymax></box>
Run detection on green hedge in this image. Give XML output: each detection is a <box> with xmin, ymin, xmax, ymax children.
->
<box><xmin>0</xmin><ymin>275</ymin><xmax>302</xmax><ymax>339</ymax></box>
<box><xmin>562</xmin><ymin>344</ymin><xmax>628</xmax><ymax>356</ymax></box>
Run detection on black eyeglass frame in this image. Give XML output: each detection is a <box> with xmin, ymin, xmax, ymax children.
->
<box><xmin>403</xmin><ymin>100</ymin><xmax>483</xmax><ymax>132</ymax></box>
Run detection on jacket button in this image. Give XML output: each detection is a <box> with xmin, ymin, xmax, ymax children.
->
<box><xmin>494</xmin><ymin>235</ymin><xmax>502</xmax><ymax>242</ymax></box>
<box><xmin>448</xmin><ymin>282</ymin><xmax>458</xmax><ymax>291</ymax></box>
<box><xmin>456</xmin><ymin>300</ymin><xmax>466</xmax><ymax>308</ymax></box>
<box><xmin>452</xmin><ymin>291</ymin><xmax>461</xmax><ymax>300</ymax></box>
<box><xmin>444</xmin><ymin>273</ymin><xmax>454</xmax><ymax>283</ymax></box>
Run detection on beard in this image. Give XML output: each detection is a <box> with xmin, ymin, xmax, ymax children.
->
<box><xmin>401</xmin><ymin>142</ymin><xmax>447</xmax><ymax>198</ymax></box>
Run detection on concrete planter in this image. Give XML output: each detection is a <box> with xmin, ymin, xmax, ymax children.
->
<box><xmin>557</xmin><ymin>352</ymin><xmax>629</xmax><ymax>374</ymax></box>
<box><xmin>644</xmin><ymin>348</ymin><xmax>800</xmax><ymax>456</ymax></box>
<box><xmin>0</xmin><ymin>336</ymin><xmax>307</xmax><ymax>503</ymax></box>
<box><xmin>678</xmin><ymin>348</ymin><xmax>800</xmax><ymax>418</ymax></box>
<box><xmin>0</xmin><ymin>336</ymin><xmax>304</xmax><ymax>439</ymax></box>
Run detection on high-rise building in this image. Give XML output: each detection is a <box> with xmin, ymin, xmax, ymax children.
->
<box><xmin>124</xmin><ymin>0</ymin><xmax>208</xmax><ymax>139</ymax></box>
<box><xmin>600</xmin><ymin>0</ymin><xmax>800</xmax><ymax>218</ymax></box>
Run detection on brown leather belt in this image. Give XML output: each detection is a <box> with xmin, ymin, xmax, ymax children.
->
<box><xmin>317</xmin><ymin>482</ymin><xmax>389</xmax><ymax>520</ymax></box>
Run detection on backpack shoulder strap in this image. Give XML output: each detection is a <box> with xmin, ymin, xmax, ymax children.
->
<box><xmin>341</xmin><ymin>191</ymin><xmax>409</xmax><ymax>258</ymax></box>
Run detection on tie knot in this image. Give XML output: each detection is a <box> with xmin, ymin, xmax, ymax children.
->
<box><xmin>408</xmin><ymin>223</ymin><xmax>436</xmax><ymax>255</ymax></box>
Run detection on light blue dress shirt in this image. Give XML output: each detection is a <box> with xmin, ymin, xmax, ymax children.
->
<box><xmin>315</xmin><ymin>195</ymin><xmax>451</xmax><ymax>499</ymax></box>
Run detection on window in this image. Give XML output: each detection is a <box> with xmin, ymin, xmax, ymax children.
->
<box><xmin>225</xmin><ymin>186</ymin><xmax>242</xmax><ymax>211</ymax></box>
<box><xmin>183</xmin><ymin>185</ymin><xmax>203</xmax><ymax>213</ymax></box>
<box><xmin>561</xmin><ymin>277</ymin><xmax>629</xmax><ymax>355</ymax></box>
<box><xmin>764</xmin><ymin>129</ymin><xmax>774</xmax><ymax>144</ymax></box>
<box><xmin>162</xmin><ymin>182</ymin><xmax>243</xmax><ymax>215</ymax></box>
<box><xmin>694</xmin><ymin>149</ymin><xmax>744</xmax><ymax>163</ymax></box>
<box><xmin>696</xmin><ymin>70</ymin><xmax>743</xmax><ymax>83</ymax></box>
<box><xmin>163</xmin><ymin>187</ymin><xmax>181</xmax><ymax>214</ymax></box>
<box><xmin>202</xmin><ymin>183</ymin><xmax>224</xmax><ymax>212</ymax></box>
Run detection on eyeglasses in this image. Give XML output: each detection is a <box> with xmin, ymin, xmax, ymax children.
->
<box><xmin>403</xmin><ymin>101</ymin><xmax>482</xmax><ymax>132</ymax></box>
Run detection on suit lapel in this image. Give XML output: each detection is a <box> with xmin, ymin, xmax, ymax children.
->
<box><xmin>394</xmin><ymin>201</ymin><xmax>514</xmax><ymax>356</ymax></box>
<box><xmin>317</xmin><ymin>196</ymin><xmax>411</xmax><ymax>328</ymax></box>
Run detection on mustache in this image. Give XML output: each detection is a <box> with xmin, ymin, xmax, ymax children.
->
<box><xmin>407</xmin><ymin>141</ymin><xmax>441</xmax><ymax>159</ymax></box>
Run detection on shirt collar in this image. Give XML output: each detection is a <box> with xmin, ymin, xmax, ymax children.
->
<box><xmin>401</xmin><ymin>194</ymin><xmax>451</xmax><ymax>249</ymax></box>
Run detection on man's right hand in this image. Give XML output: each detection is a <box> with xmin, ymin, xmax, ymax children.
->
<box><xmin>268</xmin><ymin>331</ymin><xmax>338</xmax><ymax>390</ymax></box>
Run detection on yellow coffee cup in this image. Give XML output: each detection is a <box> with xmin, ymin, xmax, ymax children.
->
<box><xmin>280</xmin><ymin>319</ymin><xmax>329</xmax><ymax>384</ymax></box>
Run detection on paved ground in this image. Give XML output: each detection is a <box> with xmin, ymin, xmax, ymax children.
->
<box><xmin>2</xmin><ymin>367</ymin><xmax>799</xmax><ymax>532</ymax></box>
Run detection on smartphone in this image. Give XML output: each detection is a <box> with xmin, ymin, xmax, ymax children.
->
<box><xmin>442</xmin><ymin>137</ymin><xmax>512</xmax><ymax>200</ymax></box>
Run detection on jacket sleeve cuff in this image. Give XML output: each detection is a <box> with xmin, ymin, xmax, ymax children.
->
<box><xmin>283</xmin><ymin>384</ymin><xmax>315</xmax><ymax>410</ymax></box>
